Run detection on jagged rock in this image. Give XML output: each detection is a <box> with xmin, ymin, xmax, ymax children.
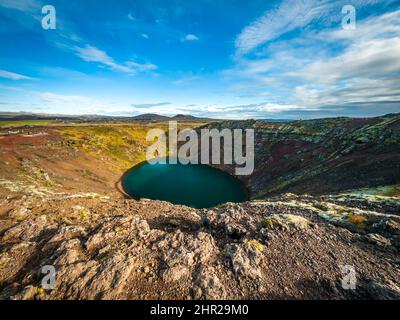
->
<box><xmin>8</xmin><ymin>207</ymin><xmax>31</xmax><ymax>221</ymax></box>
<box><xmin>225</xmin><ymin>224</ymin><xmax>247</xmax><ymax>239</ymax></box>
<box><xmin>188</xmin><ymin>211</ymin><xmax>202</xmax><ymax>221</ymax></box>
<box><xmin>168</xmin><ymin>219</ymin><xmax>180</xmax><ymax>227</ymax></box>
<box><xmin>259</xmin><ymin>228</ymin><xmax>272</xmax><ymax>241</ymax></box>
<box><xmin>391</xmin><ymin>235</ymin><xmax>400</xmax><ymax>249</ymax></box>
<box><xmin>0</xmin><ymin>242</ymin><xmax>36</xmax><ymax>283</ymax></box>
<box><xmin>193</xmin><ymin>266</ymin><xmax>227</xmax><ymax>300</ymax></box>
<box><xmin>373</xmin><ymin>218</ymin><xmax>400</xmax><ymax>236</ymax></box>
<box><xmin>226</xmin><ymin>243</ymin><xmax>263</xmax><ymax>280</ymax></box>
<box><xmin>48</xmin><ymin>218</ymin><xmax>146</xmax><ymax>299</ymax></box>
<box><xmin>53</xmin><ymin>239</ymin><xmax>84</xmax><ymax>266</ymax></box>
<box><xmin>205</xmin><ymin>206</ymin><xmax>257</xmax><ymax>239</ymax></box>
<box><xmin>85</xmin><ymin>215</ymin><xmax>151</xmax><ymax>252</ymax></box>
<box><xmin>202</xmin><ymin>216</ymin><xmax>211</xmax><ymax>228</ymax></box>
<box><xmin>43</xmin><ymin>225</ymin><xmax>86</xmax><ymax>252</ymax></box>
<box><xmin>363</xmin><ymin>280</ymin><xmax>400</xmax><ymax>299</ymax></box>
<box><xmin>1</xmin><ymin>192</ymin><xmax>399</xmax><ymax>300</ymax></box>
<box><xmin>366</xmin><ymin>233</ymin><xmax>391</xmax><ymax>247</ymax></box>
<box><xmin>11</xmin><ymin>285</ymin><xmax>39</xmax><ymax>300</ymax></box>
<box><xmin>54</xmin><ymin>251</ymin><xmax>138</xmax><ymax>299</ymax></box>
<box><xmin>162</xmin><ymin>265</ymin><xmax>190</xmax><ymax>282</ymax></box>
<box><xmin>262</xmin><ymin>214</ymin><xmax>311</xmax><ymax>231</ymax></box>
<box><xmin>159</xmin><ymin>230</ymin><xmax>218</xmax><ymax>283</ymax></box>
<box><xmin>81</xmin><ymin>252</ymin><xmax>137</xmax><ymax>299</ymax></box>
<box><xmin>3</xmin><ymin>215</ymin><xmax>48</xmax><ymax>243</ymax></box>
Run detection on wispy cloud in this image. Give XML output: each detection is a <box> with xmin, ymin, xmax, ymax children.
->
<box><xmin>296</xmin><ymin>38</ymin><xmax>400</xmax><ymax>84</ymax></box>
<box><xmin>184</xmin><ymin>34</ymin><xmax>199</xmax><ymax>41</ymax></box>
<box><xmin>235</xmin><ymin>0</ymin><xmax>392</xmax><ymax>55</ymax></box>
<box><xmin>0</xmin><ymin>0</ymin><xmax>41</xmax><ymax>12</ymax></box>
<box><xmin>172</xmin><ymin>75</ymin><xmax>201</xmax><ymax>85</ymax></box>
<box><xmin>74</xmin><ymin>45</ymin><xmax>157</xmax><ymax>74</ymax></box>
<box><xmin>236</xmin><ymin>0</ymin><xmax>321</xmax><ymax>54</ymax></box>
<box><xmin>132</xmin><ymin>102</ymin><xmax>171</xmax><ymax>109</ymax></box>
<box><xmin>0</xmin><ymin>70</ymin><xmax>33</xmax><ymax>80</ymax></box>
<box><xmin>127</xmin><ymin>13</ymin><xmax>136</xmax><ymax>21</ymax></box>
<box><xmin>228</xmin><ymin>5</ymin><xmax>400</xmax><ymax>117</ymax></box>
<box><xmin>38</xmin><ymin>92</ymin><xmax>99</xmax><ymax>106</ymax></box>
<box><xmin>37</xmin><ymin>91</ymin><xmax>136</xmax><ymax>115</ymax></box>
<box><xmin>127</xmin><ymin>101</ymin><xmax>319</xmax><ymax>119</ymax></box>
<box><xmin>1</xmin><ymin>1</ymin><xmax>157</xmax><ymax>76</ymax></box>
<box><xmin>0</xmin><ymin>0</ymin><xmax>86</xmax><ymax>45</ymax></box>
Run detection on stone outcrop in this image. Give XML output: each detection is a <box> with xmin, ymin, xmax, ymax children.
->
<box><xmin>1</xmin><ymin>194</ymin><xmax>399</xmax><ymax>300</ymax></box>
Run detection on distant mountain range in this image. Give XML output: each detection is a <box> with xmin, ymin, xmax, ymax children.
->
<box><xmin>0</xmin><ymin>112</ymin><xmax>216</xmax><ymax>122</ymax></box>
<box><xmin>131</xmin><ymin>113</ymin><xmax>215</xmax><ymax>122</ymax></box>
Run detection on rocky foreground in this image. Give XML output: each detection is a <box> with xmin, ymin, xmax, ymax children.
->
<box><xmin>0</xmin><ymin>191</ymin><xmax>399</xmax><ymax>300</ymax></box>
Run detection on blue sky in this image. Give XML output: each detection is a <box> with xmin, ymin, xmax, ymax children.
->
<box><xmin>0</xmin><ymin>0</ymin><xmax>399</xmax><ymax>119</ymax></box>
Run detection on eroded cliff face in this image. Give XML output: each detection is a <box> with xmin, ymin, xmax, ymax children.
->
<box><xmin>204</xmin><ymin>114</ymin><xmax>400</xmax><ymax>198</ymax></box>
<box><xmin>0</xmin><ymin>115</ymin><xmax>399</xmax><ymax>300</ymax></box>
<box><xmin>1</xmin><ymin>114</ymin><xmax>399</xmax><ymax>200</ymax></box>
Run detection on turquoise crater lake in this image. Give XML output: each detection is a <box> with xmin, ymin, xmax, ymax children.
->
<box><xmin>122</xmin><ymin>161</ymin><xmax>248</xmax><ymax>209</ymax></box>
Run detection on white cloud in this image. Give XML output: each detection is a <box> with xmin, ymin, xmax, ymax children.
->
<box><xmin>0</xmin><ymin>0</ymin><xmax>41</xmax><ymax>12</ymax></box>
<box><xmin>236</xmin><ymin>0</ymin><xmax>321</xmax><ymax>54</ymax></box>
<box><xmin>293</xmin><ymin>77</ymin><xmax>400</xmax><ymax>107</ymax></box>
<box><xmin>39</xmin><ymin>92</ymin><xmax>94</xmax><ymax>104</ymax></box>
<box><xmin>235</xmin><ymin>0</ymin><xmax>393</xmax><ymax>55</ymax></box>
<box><xmin>228</xmin><ymin>6</ymin><xmax>400</xmax><ymax>116</ymax></box>
<box><xmin>0</xmin><ymin>84</ymin><xmax>23</xmax><ymax>91</ymax></box>
<box><xmin>131</xmin><ymin>102</ymin><xmax>190</xmax><ymax>116</ymax></box>
<box><xmin>127</xmin><ymin>13</ymin><xmax>136</xmax><ymax>21</ymax></box>
<box><xmin>125</xmin><ymin>61</ymin><xmax>157</xmax><ymax>72</ymax></box>
<box><xmin>0</xmin><ymin>70</ymin><xmax>33</xmax><ymax>80</ymax></box>
<box><xmin>37</xmin><ymin>92</ymin><xmax>137</xmax><ymax>115</ymax></box>
<box><xmin>75</xmin><ymin>45</ymin><xmax>115</xmax><ymax>66</ymax></box>
<box><xmin>74</xmin><ymin>45</ymin><xmax>157</xmax><ymax>74</ymax></box>
<box><xmin>132</xmin><ymin>102</ymin><xmax>171</xmax><ymax>109</ymax></box>
<box><xmin>297</xmin><ymin>37</ymin><xmax>400</xmax><ymax>84</ymax></box>
<box><xmin>184</xmin><ymin>34</ymin><xmax>199</xmax><ymax>41</ymax></box>
<box><xmin>290</xmin><ymin>10</ymin><xmax>400</xmax><ymax>107</ymax></box>
<box><xmin>172</xmin><ymin>75</ymin><xmax>201</xmax><ymax>85</ymax></box>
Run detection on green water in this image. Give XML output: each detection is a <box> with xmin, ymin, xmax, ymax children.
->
<box><xmin>122</xmin><ymin>161</ymin><xmax>248</xmax><ymax>209</ymax></box>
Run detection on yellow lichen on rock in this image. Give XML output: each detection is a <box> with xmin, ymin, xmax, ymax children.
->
<box><xmin>245</xmin><ymin>239</ymin><xmax>265</xmax><ymax>252</ymax></box>
<box><xmin>262</xmin><ymin>214</ymin><xmax>311</xmax><ymax>230</ymax></box>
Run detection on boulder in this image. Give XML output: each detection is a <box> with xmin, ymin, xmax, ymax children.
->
<box><xmin>262</xmin><ymin>214</ymin><xmax>311</xmax><ymax>231</ymax></box>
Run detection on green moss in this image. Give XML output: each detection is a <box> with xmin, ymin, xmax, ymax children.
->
<box><xmin>338</xmin><ymin>185</ymin><xmax>400</xmax><ymax>199</ymax></box>
<box><xmin>262</xmin><ymin>214</ymin><xmax>311</xmax><ymax>230</ymax></box>
<box><xmin>245</xmin><ymin>239</ymin><xmax>265</xmax><ymax>252</ymax></box>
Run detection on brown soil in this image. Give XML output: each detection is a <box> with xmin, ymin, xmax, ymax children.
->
<box><xmin>0</xmin><ymin>118</ymin><xmax>399</xmax><ymax>300</ymax></box>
